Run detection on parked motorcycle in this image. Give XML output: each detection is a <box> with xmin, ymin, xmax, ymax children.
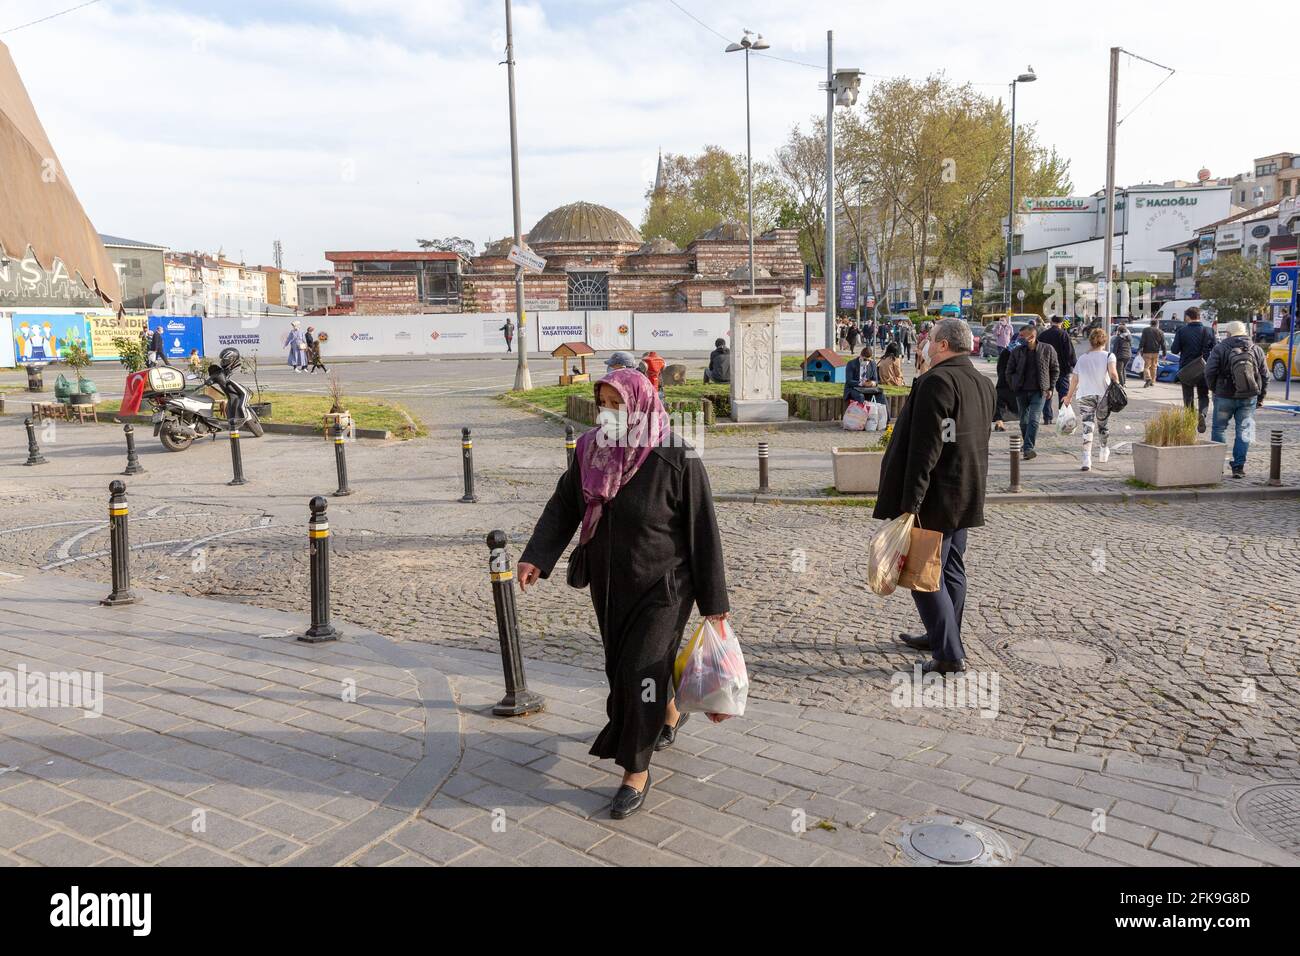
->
<box><xmin>121</xmin><ymin>347</ymin><xmax>263</xmax><ymax>452</ymax></box>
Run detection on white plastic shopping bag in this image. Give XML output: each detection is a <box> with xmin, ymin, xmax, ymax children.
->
<box><xmin>869</xmin><ymin>399</ymin><xmax>889</xmax><ymax>430</ymax></box>
<box><xmin>842</xmin><ymin>400</ymin><xmax>869</xmax><ymax>431</ymax></box>
<box><xmin>1057</xmin><ymin>402</ymin><xmax>1078</xmax><ymax>436</ymax></box>
<box><xmin>866</xmin><ymin>513</ymin><xmax>914</xmax><ymax>596</ymax></box>
<box><xmin>673</xmin><ymin>618</ymin><xmax>749</xmax><ymax>716</ymax></box>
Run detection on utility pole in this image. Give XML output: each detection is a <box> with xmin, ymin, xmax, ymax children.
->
<box><xmin>1102</xmin><ymin>46</ymin><xmax>1120</xmax><ymax>339</ymax></box>
<box><xmin>505</xmin><ymin>0</ymin><xmax>530</xmax><ymax>390</ymax></box>
<box><xmin>824</xmin><ymin>30</ymin><xmax>836</xmax><ymax>351</ymax></box>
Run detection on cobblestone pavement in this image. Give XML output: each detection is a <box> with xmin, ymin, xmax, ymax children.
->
<box><xmin>0</xmin><ymin>574</ymin><xmax>1292</xmax><ymax>867</ymax></box>
<box><xmin>2</xmin><ymin>402</ymin><xmax>1298</xmax><ymax>785</ymax></box>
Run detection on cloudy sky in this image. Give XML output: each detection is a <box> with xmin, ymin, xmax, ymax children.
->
<box><xmin>2</xmin><ymin>0</ymin><xmax>1281</xmax><ymax>270</ymax></box>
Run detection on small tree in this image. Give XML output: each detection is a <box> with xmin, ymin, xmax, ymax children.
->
<box><xmin>1199</xmin><ymin>256</ymin><xmax>1270</xmax><ymax>324</ymax></box>
<box><xmin>111</xmin><ymin>336</ymin><xmax>148</xmax><ymax>372</ymax></box>
<box><xmin>61</xmin><ymin>340</ymin><xmax>93</xmax><ymax>386</ymax></box>
<box><xmin>240</xmin><ymin>355</ymin><xmax>266</xmax><ymax>403</ymax></box>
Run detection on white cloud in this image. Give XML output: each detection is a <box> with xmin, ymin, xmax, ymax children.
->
<box><xmin>2</xmin><ymin>0</ymin><xmax>1282</xmax><ymax>271</ymax></box>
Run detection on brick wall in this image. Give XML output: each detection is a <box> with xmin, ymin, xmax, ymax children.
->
<box><xmin>354</xmin><ymin>274</ymin><xmax>421</xmax><ymax>315</ymax></box>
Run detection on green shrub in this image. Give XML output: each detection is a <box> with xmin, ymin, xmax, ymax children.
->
<box><xmin>1143</xmin><ymin>406</ymin><xmax>1198</xmax><ymax>447</ymax></box>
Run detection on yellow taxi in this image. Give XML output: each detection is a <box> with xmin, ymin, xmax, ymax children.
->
<box><xmin>1266</xmin><ymin>332</ymin><xmax>1299</xmax><ymax>381</ymax></box>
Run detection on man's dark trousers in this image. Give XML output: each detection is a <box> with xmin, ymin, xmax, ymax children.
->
<box><xmin>911</xmin><ymin>528</ymin><xmax>968</xmax><ymax>663</ymax></box>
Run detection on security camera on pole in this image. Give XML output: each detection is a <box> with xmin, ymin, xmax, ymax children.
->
<box><xmin>821</xmin><ymin>31</ymin><xmax>862</xmax><ymax>351</ymax></box>
<box><xmin>725</xmin><ymin>29</ymin><xmax>770</xmax><ymax>295</ymax></box>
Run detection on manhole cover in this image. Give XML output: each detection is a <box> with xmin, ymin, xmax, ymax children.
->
<box><xmin>1005</xmin><ymin>638</ymin><xmax>1110</xmax><ymax>670</ymax></box>
<box><xmin>896</xmin><ymin>816</ymin><xmax>1012</xmax><ymax>867</ymax></box>
<box><xmin>1237</xmin><ymin>785</ymin><xmax>1300</xmax><ymax>859</ymax></box>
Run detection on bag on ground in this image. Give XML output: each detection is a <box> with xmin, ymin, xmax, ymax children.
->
<box><xmin>868</xmin><ymin>399</ymin><xmax>889</xmax><ymax>431</ymax></box>
<box><xmin>673</xmin><ymin>618</ymin><xmax>749</xmax><ymax>716</ymax></box>
<box><xmin>1057</xmin><ymin>403</ymin><xmax>1078</xmax><ymax>436</ymax></box>
<box><xmin>866</xmin><ymin>513</ymin><xmax>914</xmax><ymax>596</ymax></box>
<box><xmin>897</xmin><ymin>525</ymin><xmax>943</xmax><ymax>592</ymax></box>
<box><xmin>842</xmin><ymin>400</ymin><xmax>869</xmax><ymax>431</ymax></box>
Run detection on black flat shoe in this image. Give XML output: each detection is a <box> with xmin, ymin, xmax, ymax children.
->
<box><xmin>898</xmin><ymin>632</ymin><xmax>931</xmax><ymax>651</ymax></box>
<box><xmin>610</xmin><ymin>771</ymin><xmax>650</xmax><ymax>820</ymax></box>
<box><xmin>654</xmin><ymin>712</ymin><xmax>689</xmax><ymax>752</ymax></box>
<box><xmin>921</xmin><ymin>658</ymin><xmax>968</xmax><ymax>675</ymax></box>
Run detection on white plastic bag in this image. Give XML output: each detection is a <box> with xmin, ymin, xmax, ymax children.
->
<box><xmin>674</xmin><ymin>618</ymin><xmax>749</xmax><ymax>716</ymax></box>
<box><xmin>842</xmin><ymin>400</ymin><xmax>869</xmax><ymax>431</ymax></box>
<box><xmin>867</xmin><ymin>513</ymin><xmax>914</xmax><ymax>596</ymax></box>
<box><xmin>869</xmin><ymin>399</ymin><xmax>889</xmax><ymax>431</ymax></box>
<box><xmin>1057</xmin><ymin>402</ymin><xmax>1078</xmax><ymax>436</ymax></box>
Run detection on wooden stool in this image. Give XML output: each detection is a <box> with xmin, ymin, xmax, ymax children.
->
<box><xmin>69</xmin><ymin>403</ymin><xmax>97</xmax><ymax>424</ymax></box>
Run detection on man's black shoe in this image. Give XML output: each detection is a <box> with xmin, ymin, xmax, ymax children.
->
<box><xmin>1022</xmin><ymin>450</ymin><xmax>1038</xmax><ymax>460</ymax></box>
<box><xmin>610</xmin><ymin>771</ymin><xmax>650</xmax><ymax>820</ymax></box>
<box><xmin>921</xmin><ymin>659</ymin><xmax>968</xmax><ymax>675</ymax></box>
<box><xmin>1197</xmin><ymin>412</ymin><xmax>1207</xmax><ymax>434</ymax></box>
<box><xmin>1231</xmin><ymin>466</ymin><xmax>1245</xmax><ymax>479</ymax></box>
<box><xmin>898</xmin><ymin>632</ymin><xmax>931</xmax><ymax>651</ymax></box>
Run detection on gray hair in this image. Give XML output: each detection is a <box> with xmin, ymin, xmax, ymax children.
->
<box><xmin>930</xmin><ymin>317</ymin><xmax>972</xmax><ymax>353</ymax></box>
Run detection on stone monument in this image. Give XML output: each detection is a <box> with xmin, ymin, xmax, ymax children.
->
<box><xmin>728</xmin><ymin>293</ymin><xmax>787</xmax><ymax>422</ymax></box>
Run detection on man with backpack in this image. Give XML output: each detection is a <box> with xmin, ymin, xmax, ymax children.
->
<box><xmin>1204</xmin><ymin>320</ymin><xmax>1268</xmax><ymax>479</ymax></box>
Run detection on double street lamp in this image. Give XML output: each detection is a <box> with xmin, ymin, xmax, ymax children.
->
<box><xmin>726</xmin><ymin>30</ymin><xmax>770</xmax><ymax>295</ymax></box>
<box><xmin>822</xmin><ymin>30</ymin><xmax>863</xmax><ymax>349</ymax></box>
<box><xmin>1003</xmin><ymin>66</ymin><xmax>1037</xmax><ymax>314</ymax></box>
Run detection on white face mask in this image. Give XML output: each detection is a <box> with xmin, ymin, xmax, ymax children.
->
<box><xmin>595</xmin><ymin>407</ymin><xmax>628</xmax><ymax>443</ymax></box>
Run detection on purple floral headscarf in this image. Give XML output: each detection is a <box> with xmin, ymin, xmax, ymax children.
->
<box><xmin>575</xmin><ymin>367</ymin><xmax>666</xmax><ymax>545</ymax></box>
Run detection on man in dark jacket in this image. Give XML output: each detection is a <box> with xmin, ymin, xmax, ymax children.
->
<box><xmin>148</xmin><ymin>326</ymin><xmax>170</xmax><ymax>366</ymax></box>
<box><xmin>1171</xmin><ymin>306</ymin><xmax>1216</xmax><ymax>432</ymax></box>
<box><xmin>1204</xmin><ymin>320</ymin><xmax>1268</xmax><ymax>478</ymax></box>
<box><xmin>876</xmin><ymin>318</ymin><xmax>994</xmax><ymax>673</ymax></box>
<box><xmin>1037</xmin><ymin>314</ymin><xmax>1076</xmax><ymax>424</ymax></box>
<box><xmin>843</xmin><ymin>347</ymin><xmax>882</xmax><ymax>404</ymax></box>
<box><xmin>1138</xmin><ymin>317</ymin><xmax>1166</xmax><ymax>387</ymax></box>
<box><xmin>1005</xmin><ymin>325</ymin><xmax>1059</xmax><ymax>459</ymax></box>
<box><xmin>703</xmin><ymin>338</ymin><xmax>731</xmax><ymax>383</ymax></box>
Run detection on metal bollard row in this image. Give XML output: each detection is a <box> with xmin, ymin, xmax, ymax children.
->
<box><xmin>1009</xmin><ymin>435</ymin><xmax>1022</xmax><ymax>494</ymax></box>
<box><xmin>100</xmin><ymin>480</ymin><xmax>139</xmax><ymax>606</ymax></box>
<box><xmin>460</xmin><ymin>427</ymin><xmax>478</xmax><ymax>503</ymax></box>
<box><xmin>565</xmin><ymin>424</ymin><xmax>576</xmax><ymax>468</ymax></box>
<box><xmin>757</xmin><ymin>441</ymin><xmax>770</xmax><ymax>494</ymax></box>
<box><xmin>23</xmin><ymin>417</ymin><xmax>47</xmax><ymax>466</ymax></box>
<box><xmin>301</xmin><ymin>496</ymin><xmax>338</xmax><ymax>642</ymax></box>
<box><xmin>332</xmin><ymin>422</ymin><xmax>353</xmax><ymax>497</ymax></box>
<box><xmin>123</xmin><ymin>424</ymin><xmax>145</xmax><ymax>475</ymax></box>
<box><xmin>485</xmin><ymin>530</ymin><xmax>544</xmax><ymax>717</ymax></box>
<box><xmin>227</xmin><ymin>429</ymin><xmax>248</xmax><ymax>485</ymax></box>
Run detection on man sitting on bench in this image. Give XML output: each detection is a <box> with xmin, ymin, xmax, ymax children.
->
<box><xmin>703</xmin><ymin>338</ymin><xmax>731</xmax><ymax>384</ymax></box>
<box><xmin>844</xmin><ymin>347</ymin><xmax>884</xmax><ymax>404</ymax></box>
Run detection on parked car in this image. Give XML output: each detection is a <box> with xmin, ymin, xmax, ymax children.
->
<box><xmin>1123</xmin><ymin>332</ymin><xmax>1178</xmax><ymax>382</ymax></box>
<box><xmin>1266</xmin><ymin>333</ymin><xmax>1300</xmax><ymax>382</ymax></box>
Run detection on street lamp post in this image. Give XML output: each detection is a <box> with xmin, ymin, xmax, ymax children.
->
<box><xmin>822</xmin><ymin>31</ymin><xmax>862</xmax><ymax>350</ymax></box>
<box><xmin>1004</xmin><ymin>66</ymin><xmax>1037</xmax><ymax>314</ymax></box>
<box><xmin>504</xmin><ymin>0</ymin><xmax>531</xmax><ymax>390</ymax></box>
<box><xmin>726</xmin><ymin>30</ymin><xmax>770</xmax><ymax>295</ymax></box>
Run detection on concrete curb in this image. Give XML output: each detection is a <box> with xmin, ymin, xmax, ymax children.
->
<box><xmin>715</xmin><ymin>484</ymin><xmax>1300</xmax><ymax>507</ymax></box>
<box><xmin>499</xmin><ymin>394</ymin><xmax>844</xmax><ymax>433</ymax></box>
<box><xmin>104</xmin><ymin>413</ymin><xmax>392</xmax><ymax>440</ymax></box>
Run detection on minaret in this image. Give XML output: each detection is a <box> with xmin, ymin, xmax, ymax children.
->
<box><xmin>653</xmin><ymin>149</ymin><xmax>665</xmax><ymax>194</ymax></box>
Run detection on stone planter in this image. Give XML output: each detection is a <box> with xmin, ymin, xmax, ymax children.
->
<box><xmin>1131</xmin><ymin>441</ymin><xmax>1225</xmax><ymax>488</ymax></box>
<box><xmin>831</xmin><ymin>447</ymin><xmax>885</xmax><ymax>494</ymax></box>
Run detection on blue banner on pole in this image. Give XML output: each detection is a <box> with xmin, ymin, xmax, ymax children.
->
<box><xmin>839</xmin><ymin>267</ymin><xmax>857</xmax><ymax>310</ymax></box>
<box><xmin>155</xmin><ymin>315</ymin><xmax>206</xmax><ymax>360</ymax></box>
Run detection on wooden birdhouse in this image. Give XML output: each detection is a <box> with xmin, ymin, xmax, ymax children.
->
<box><xmin>551</xmin><ymin>341</ymin><xmax>595</xmax><ymax>385</ymax></box>
<box><xmin>801</xmin><ymin>348</ymin><xmax>847</xmax><ymax>383</ymax></box>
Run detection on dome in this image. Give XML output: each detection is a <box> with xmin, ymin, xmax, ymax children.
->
<box><xmin>527</xmin><ymin>202</ymin><xmax>641</xmax><ymax>245</ymax></box>
<box><xmin>631</xmin><ymin>236</ymin><xmax>682</xmax><ymax>255</ymax></box>
<box><xmin>699</xmin><ymin>220</ymin><xmax>750</xmax><ymax>241</ymax></box>
<box><xmin>481</xmin><ymin>236</ymin><xmax>514</xmax><ymax>257</ymax></box>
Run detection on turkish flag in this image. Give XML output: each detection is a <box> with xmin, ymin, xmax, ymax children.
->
<box><xmin>120</xmin><ymin>370</ymin><xmax>148</xmax><ymax>417</ymax></box>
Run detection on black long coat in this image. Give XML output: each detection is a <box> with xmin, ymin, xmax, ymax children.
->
<box><xmin>873</xmin><ymin>354</ymin><xmax>994</xmax><ymax>534</ymax></box>
<box><xmin>520</xmin><ymin>441</ymin><xmax>729</xmax><ymax>773</ymax></box>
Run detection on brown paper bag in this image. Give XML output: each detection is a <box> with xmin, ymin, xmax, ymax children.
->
<box><xmin>897</xmin><ymin>527</ymin><xmax>942</xmax><ymax>592</ymax></box>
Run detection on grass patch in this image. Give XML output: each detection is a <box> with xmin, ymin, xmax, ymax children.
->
<box><xmin>1143</xmin><ymin>406</ymin><xmax>1197</xmax><ymax>447</ymax></box>
<box><xmin>1124</xmin><ymin>477</ymin><xmax>1156</xmax><ymax>490</ymax></box>
<box><xmin>97</xmin><ymin>393</ymin><xmax>426</xmax><ymax>439</ymax></box>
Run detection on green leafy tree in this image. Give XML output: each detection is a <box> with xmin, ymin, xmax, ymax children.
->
<box><xmin>111</xmin><ymin>336</ymin><xmax>147</xmax><ymax>372</ymax></box>
<box><xmin>1198</xmin><ymin>256</ymin><xmax>1270</xmax><ymax>324</ymax></box>
<box><xmin>641</xmin><ymin>146</ymin><xmax>781</xmax><ymax>249</ymax></box>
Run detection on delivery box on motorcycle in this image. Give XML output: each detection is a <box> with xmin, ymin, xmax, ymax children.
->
<box><xmin>146</xmin><ymin>367</ymin><xmax>186</xmax><ymax>394</ymax></box>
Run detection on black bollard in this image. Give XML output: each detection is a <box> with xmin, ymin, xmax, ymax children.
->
<box><xmin>1269</xmin><ymin>429</ymin><xmax>1282</xmax><ymax>487</ymax></box>
<box><xmin>1009</xmin><ymin>435</ymin><xmax>1022</xmax><ymax>494</ymax></box>
<box><xmin>227</xmin><ymin>429</ymin><xmax>247</xmax><ymax>486</ymax></box>
<box><xmin>331</xmin><ymin>422</ymin><xmax>353</xmax><ymax>497</ymax></box>
<box><xmin>122</xmin><ymin>424</ymin><xmax>145</xmax><ymax>475</ymax></box>
<box><xmin>565</xmin><ymin>424</ymin><xmax>575</xmax><ymax>469</ymax></box>
<box><xmin>459</xmin><ymin>426</ymin><xmax>478</xmax><ymax>503</ymax></box>
<box><xmin>301</xmin><ymin>496</ymin><xmax>338</xmax><ymax>642</ymax></box>
<box><xmin>23</xmin><ymin>417</ymin><xmax>47</xmax><ymax>466</ymax></box>
<box><xmin>758</xmin><ymin>441</ymin><xmax>770</xmax><ymax>494</ymax></box>
<box><xmin>485</xmin><ymin>530</ymin><xmax>544</xmax><ymax>717</ymax></box>
<box><xmin>100</xmin><ymin>480</ymin><xmax>139</xmax><ymax>606</ymax></box>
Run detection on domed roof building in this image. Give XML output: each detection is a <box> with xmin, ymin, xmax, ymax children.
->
<box><xmin>527</xmin><ymin>202</ymin><xmax>642</xmax><ymax>248</ymax></box>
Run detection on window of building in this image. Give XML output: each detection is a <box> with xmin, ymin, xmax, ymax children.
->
<box><xmin>340</xmin><ymin>277</ymin><xmax>353</xmax><ymax>295</ymax></box>
<box><xmin>420</xmin><ymin>262</ymin><xmax>460</xmax><ymax>305</ymax></box>
<box><xmin>568</xmin><ymin>271</ymin><xmax>608</xmax><ymax>309</ymax></box>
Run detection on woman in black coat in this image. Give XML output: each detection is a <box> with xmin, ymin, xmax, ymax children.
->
<box><xmin>518</xmin><ymin>369</ymin><xmax>732</xmax><ymax>819</ymax></box>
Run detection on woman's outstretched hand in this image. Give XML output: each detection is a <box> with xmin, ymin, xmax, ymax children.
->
<box><xmin>517</xmin><ymin>562</ymin><xmax>541</xmax><ymax>591</ymax></box>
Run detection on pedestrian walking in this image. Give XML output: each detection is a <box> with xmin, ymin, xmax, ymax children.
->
<box><xmin>1138</xmin><ymin>317</ymin><xmax>1166</xmax><ymax>387</ymax></box>
<box><xmin>639</xmin><ymin>350</ymin><xmax>665</xmax><ymax>391</ymax></box>
<box><xmin>149</xmin><ymin>326</ymin><xmax>171</xmax><ymax>366</ymax></box>
<box><xmin>993</xmin><ymin>314</ymin><xmax>1014</xmax><ymax>353</ymax></box>
<box><xmin>1172</xmin><ymin>306</ymin><xmax>1216</xmax><ymax>433</ymax></box>
<box><xmin>1005</xmin><ymin>324</ymin><xmax>1059</xmax><ymax>459</ymax></box>
<box><xmin>915</xmin><ymin>322</ymin><xmax>932</xmax><ymax>374</ymax></box>
<box><xmin>898</xmin><ymin>320</ymin><xmax>914</xmax><ymax>361</ymax></box>
<box><xmin>1109</xmin><ymin>318</ymin><xmax>1132</xmax><ymax>393</ymax></box>
<box><xmin>991</xmin><ymin>340</ymin><xmax>1017</xmax><ymax>432</ymax></box>
<box><xmin>500</xmin><ymin>317</ymin><xmax>515</xmax><ymax>352</ymax></box>
<box><xmin>1063</xmin><ymin>327</ymin><xmax>1120</xmax><ymax>471</ymax></box>
<box><xmin>1038</xmin><ymin>314</ymin><xmax>1076</xmax><ymax>425</ymax></box>
<box><xmin>878</xmin><ymin>318</ymin><xmax>994</xmax><ymax>674</ymax></box>
<box><xmin>1204</xmin><ymin>320</ymin><xmax>1268</xmax><ymax>479</ymax></box>
<box><xmin>284</xmin><ymin>320</ymin><xmax>308</xmax><ymax>372</ymax></box>
<box><xmin>517</xmin><ymin>368</ymin><xmax>732</xmax><ymax>819</ymax></box>
<box><xmin>847</xmin><ymin>323</ymin><xmax>861</xmax><ymax>352</ymax></box>
<box><xmin>306</xmin><ymin>326</ymin><xmax>328</xmax><ymax>373</ymax></box>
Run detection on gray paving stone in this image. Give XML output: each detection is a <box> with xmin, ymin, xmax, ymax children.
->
<box><xmin>589</xmin><ymin>834</ymin><xmax>695</xmax><ymax>867</ymax></box>
<box><xmin>0</xmin><ymin>780</ymin><xmax>79</xmax><ymax>815</ymax></box>
<box><xmin>521</xmin><ymin>806</ymin><xmax>614</xmax><ymax>852</ymax></box>
<box><xmin>662</xmin><ymin>829</ymin><xmax>764</xmax><ymax>866</ymax></box>
<box><xmin>0</xmin><ymin>809</ymin><xmax>53</xmax><ymax>849</ymax></box>
<box><xmin>1150</xmin><ymin>833</ymin><xmax>1262</xmax><ymax>868</ymax></box>
<box><xmin>388</xmin><ymin>819</ymin><xmax>479</xmax><ymax>864</ymax></box>
<box><xmin>991</xmin><ymin>806</ymin><xmax>1094</xmax><ymax>849</ymax></box>
<box><xmin>16</xmin><ymin>831</ymin><xmax>111</xmax><ymax>866</ymax></box>
<box><xmin>98</xmin><ymin>821</ymin><xmax>190</xmax><ymax>863</ymax></box>
<box><xmin>1021</xmin><ymin>838</ymin><xmax>1110</xmax><ymax>867</ymax></box>
<box><xmin>44</xmin><ymin>801</ymin><xmax>132</xmax><ymax>838</ymax></box>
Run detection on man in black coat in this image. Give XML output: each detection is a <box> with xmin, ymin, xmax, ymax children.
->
<box><xmin>1037</xmin><ymin>314</ymin><xmax>1075</xmax><ymax>424</ymax></box>
<box><xmin>844</xmin><ymin>347</ymin><xmax>883</xmax><ymax>404</ymax></box>
<box><xmin>1005</xmin><ymin>325</ymin><xmax>1059</xmax><ymax>459</ymax></box>
<box><xmin>1171</xmin><ymin>306</ymin><xmax>1216</xmax><ymax>433</ymax></box>
<box><xmin>874</xmin><ymin>318</ymin><xmax>995</xmax><ymax>673</ymax></box>
<box><xmin>703</xmin><ymin>338</ymin><xmax>731</xmax><ymax>383</ymax></box>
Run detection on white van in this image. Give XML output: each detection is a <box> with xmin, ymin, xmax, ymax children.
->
<box><xmin>1156</xmin><ymin>299</ymin><xmax>1214</xmax><ymax>325</ymax></box>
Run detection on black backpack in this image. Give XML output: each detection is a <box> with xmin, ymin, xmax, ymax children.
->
<box><xmin>1227</xmin><ymin>343</ymin><xmax>1261</xmax><ymax>398</ymax></box>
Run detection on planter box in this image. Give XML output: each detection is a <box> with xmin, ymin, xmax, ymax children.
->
<box><xmin>323</xmin><ymin>410</ymin><xmax>351</xmax><ymax>437</ymax></box>
<box><xmin>250</xmin><ymin>402</ymin><xmax>272</xmax><ymax>419</ymax></box>
<box><xmin>1132</xmin><ymin>441</ymin><xmax>1225</xmax><ymax>488</ymax></box>
<box><xmin>831</xmin><ymin>447</ymin><xmax>885</xmax><ymax>494</ymax></box>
